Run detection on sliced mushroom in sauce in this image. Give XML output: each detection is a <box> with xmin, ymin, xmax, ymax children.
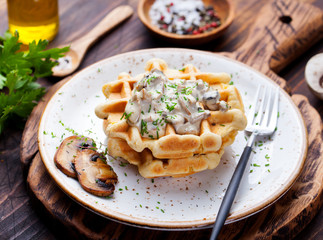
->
<box><xmin>122</xmin><ymin>69</ymin><xmax>229</xmax><ymax>138</ymax></box>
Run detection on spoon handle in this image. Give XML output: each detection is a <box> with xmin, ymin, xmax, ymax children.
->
<box><xmin>72</xmin><ymin>5</ymin><xmax>133</xmax><ymax>54</ymax></box>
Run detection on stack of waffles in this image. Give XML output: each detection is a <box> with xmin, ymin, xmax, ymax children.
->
<box><xmin>95</xmin><ymin>58</ymin><xmax>247</xmax><ymax>178</ymax></box>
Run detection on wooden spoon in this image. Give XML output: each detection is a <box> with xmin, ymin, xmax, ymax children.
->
<box><xmin>52</xmin><ymin>5</ymin><xmax>133</xmax><ymax>77</ymax></box>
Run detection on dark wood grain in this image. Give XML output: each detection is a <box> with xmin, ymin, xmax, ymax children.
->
<box><xmin>1</xmin><ymin>0</ymin><xmax>323</xmax><ymax>239</ymax></box>
<box><xmin>20</xmin><ymin>77</ymin><xmax>71</xmax><ymax>172</ymax></box>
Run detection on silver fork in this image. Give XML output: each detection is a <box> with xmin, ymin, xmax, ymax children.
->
<box><xmin>210</xmin><ymin>85</ymin><xmax>280</xmax><ymax>240</ymax></box>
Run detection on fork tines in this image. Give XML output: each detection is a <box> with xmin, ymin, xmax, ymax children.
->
<box><xmin>246</xmin><ymin>85</ymin><xmax>279</xmax><ymax>134</ymax></box>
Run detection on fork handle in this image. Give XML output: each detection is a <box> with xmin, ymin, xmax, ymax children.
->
<box><xmin>209</xmin><ymin>146</ymin><xmax>253</xmax><ymax>240</ymax></box>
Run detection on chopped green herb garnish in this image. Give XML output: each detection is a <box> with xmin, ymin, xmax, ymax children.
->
<box><xmin>120</xmin><ymin>112</ymin><xmax>133</xmax><ymax>120</ymax></box>
<box><xmin>166</xmin><ymin>102</ymin><xmax>177</xmax><ymax>111</ymax></box>
<box><xmin>140</xmin><ymin>120</ymin><xmax>148</xmax><ymax>136</ymax></box>
<box><xmin>168</xmin><ymin>84</ymin><xmax>178</xmax><ymax>89</ymax></box>
<box><xmin>180</xmin><ymin>86</ymin><xmax>193</xmax><ymax>95</ymax></box>
<box><xmin>146</xmin><ymin>75</ymin><xmax>157</xmax><ymax>84</ymax></box>
<box><xmin>119</xmin><ymin>162</ymin><xmax>128</xmax><ymax>167</ymax></box>
<box><xmin>152</xmin><ymin>119</ymin><xmax>159</xmax><ymax>126</ymax></box>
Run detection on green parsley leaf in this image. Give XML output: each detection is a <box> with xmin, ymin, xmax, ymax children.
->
<box><xmin>0</xmin><ymin>31</ymin><xmax>69</xmax><ymax>134</ymax></box>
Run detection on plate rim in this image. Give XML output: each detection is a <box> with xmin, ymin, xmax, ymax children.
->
<box><xmin>38</xmin><ymin>48</ymin><xmax>308</xmax><ymax>229</ymax></box>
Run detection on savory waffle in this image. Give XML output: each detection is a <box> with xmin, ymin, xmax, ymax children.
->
<box><xmin>95</xmin><ymin>58</ymin><xmax>247</xmax><ymax>177</ymax></box>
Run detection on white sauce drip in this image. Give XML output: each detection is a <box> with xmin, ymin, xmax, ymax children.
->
<box><xmin>123</xmin><ymin>69</ymin><xmax>229</xmax><ymax>139</ymax></box>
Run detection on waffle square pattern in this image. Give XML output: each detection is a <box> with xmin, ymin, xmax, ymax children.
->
<box><xmin>95</xmin><ymin>58</ymin><xmax>247</xmax><ymax>178</ymax></box>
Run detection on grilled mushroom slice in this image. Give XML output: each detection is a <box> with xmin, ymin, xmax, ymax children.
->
<box><xmin>202</xmin><ymin>90</ymin><xmax>220</xmax><ymax>110</ymax></box>
<box><xmin>54</xmin><ymin>136</ymin><xmax>96</xmax><ymax>178</ymax></box>
<box><xmin>74</xmin><ymin>149</ymin><xmax>118</xmax><ymax>197</ymax></box>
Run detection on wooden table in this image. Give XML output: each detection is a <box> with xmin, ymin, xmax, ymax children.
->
<box><xmin>0</xmin><ymin>0</ymin><xmax>322</xmax><ymax>239</ymax></box>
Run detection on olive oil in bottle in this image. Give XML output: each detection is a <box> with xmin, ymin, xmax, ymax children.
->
<box><xmin>7</xmin><ymin>0</ymin><xmax>59</xmax><ymax>44</ymax></box>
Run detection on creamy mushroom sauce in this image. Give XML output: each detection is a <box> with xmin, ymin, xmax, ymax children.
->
<box><xmin>123</xmin><ymin>69</ymin><xmax>229</xmax><ymax>139</ymax></box>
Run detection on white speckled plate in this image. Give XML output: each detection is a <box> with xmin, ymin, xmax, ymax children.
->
<box><xmin>38</xmin><ymin>48</ymin><xmax>307</xmax><ymax>229</ymax></box>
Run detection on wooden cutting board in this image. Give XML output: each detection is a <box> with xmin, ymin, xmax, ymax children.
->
<box><xmin>20</xmin><ymin>0</ymin><xmax>323</xmax><ymax>239</ymax></box>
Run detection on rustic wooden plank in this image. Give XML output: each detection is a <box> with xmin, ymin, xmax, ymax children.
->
<box><xmin>20</xmin><ymin>0</ymin><xmax>323</xmax><ymax>238</ymax></box>
<box><xmin>281</xmin><ymin>40</ymin><xmax>323</xmax><ymax>120</ymax></box>
<box><xmin>0</xmin><ymin>0</ymin><xmax>322</xmax><ymax>239</ymax></box>
<box><xmin>223</xmin><ymin>0</ymin><xmax>323</xmax><ymax>90</ymax></box>
<box><xmin>0</xmin><ymin>129</ymin><xmax>55</xmax><ymax>240</ymax></box>
<box><xmin>20</xmin><ymin>77</ymin><xmax>71</xmax><ymax>170</ymax></box>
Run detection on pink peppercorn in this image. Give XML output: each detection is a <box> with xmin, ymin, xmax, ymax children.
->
<box><xmin>211</xmin><ymin>22</ymin><xmax>218</xmax><ymax>27</ymax></box>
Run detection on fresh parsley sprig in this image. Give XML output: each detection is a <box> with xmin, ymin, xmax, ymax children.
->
<box><xmin>0</xmin><ymin>31</ymin><xmax>69</xmax><ymax>134</ymax></box>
